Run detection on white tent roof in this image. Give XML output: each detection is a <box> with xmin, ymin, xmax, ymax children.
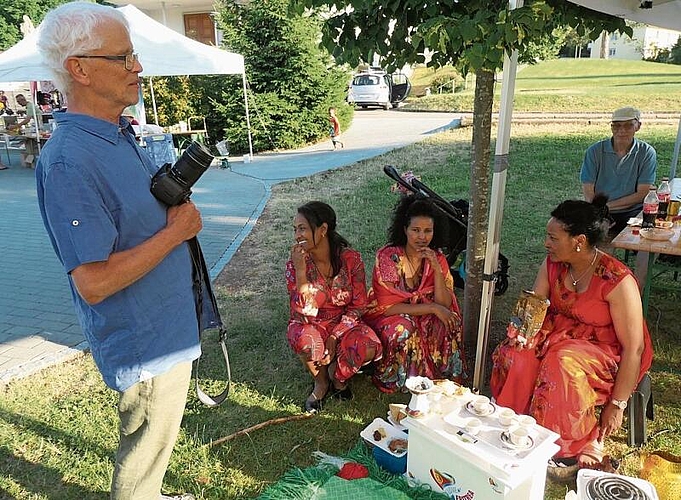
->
<box><xmin>0</xmin><ymin>4</ymin><xmax>244</xmax><ymax>82</ymax></box>
<box><xmin>569</xmin><ymin>0</ymin><xmax>681</xmax><ymax>31</ymax></box>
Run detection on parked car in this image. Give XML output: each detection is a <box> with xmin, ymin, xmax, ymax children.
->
<box><xmin>347</xmin><ymin>69</ymin><xmax>411</xmax><ymax>110</ymax></box>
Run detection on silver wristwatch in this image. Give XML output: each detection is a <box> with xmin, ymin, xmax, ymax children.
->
<box><xmin>611</xmin><ymin>398</ymin><xmax>628</xmax><ymax>410</ymax></box>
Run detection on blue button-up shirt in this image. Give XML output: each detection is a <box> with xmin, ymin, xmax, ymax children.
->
<box><xmin>36</xmin><ymin>112</ymin><xmax>200</xmax><ymax>392</ymax></box>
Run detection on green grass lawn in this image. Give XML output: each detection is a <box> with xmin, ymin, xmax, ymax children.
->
<box><xmin>1</xmin><ymin>120</ymin><xmax>679</xmax><ymax>499</ymax></box>
<box><xmin>405</xmin><ymin>59</ymin><xmax>681</xmax><ymax>112</ymax></box>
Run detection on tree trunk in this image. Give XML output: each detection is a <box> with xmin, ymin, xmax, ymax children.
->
<box><xmin>463</xmin><ymin>68</ymin><xmax>494</xmax><ymax>383</ymax></box>
<box><xmin>599</xmin><ymin>31</ymin><xmax>609</xmax><ymax>59</ymax></box>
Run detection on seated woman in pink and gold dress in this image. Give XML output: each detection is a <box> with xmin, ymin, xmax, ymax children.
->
<box><xmin>490</xmin><ymin>195</ymin><xmax>653</xmax><ymax>469</ymax></box>
<box><xmin>286</xmin><ymin>201</ymin><xmax>382</xmax><ymax>413</ymax></box>
<box><xmin>364</xmin><ymin>195</ymin><xmax>465</xmax><ymax>393</ymax></box>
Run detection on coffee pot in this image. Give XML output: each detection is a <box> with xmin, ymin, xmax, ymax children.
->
<box><xmin>405</xmin><ymin>376</ymin><xmax>434</xmax><ymax>418</ymax></box>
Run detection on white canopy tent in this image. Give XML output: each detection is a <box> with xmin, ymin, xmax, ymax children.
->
<box><xmin>0</xmin><ymin>4</ymin><xmax>253</xmax><ymax>157</ymax></box>
<box><xmin>569</xmin><ymin>0</ymin><xmax>681</xmax><ymax>32</ymax></box>
<box><xmin>473</xmin><ymin>0</ymin><xmax>681</xmax><ymax>387</ymax></box>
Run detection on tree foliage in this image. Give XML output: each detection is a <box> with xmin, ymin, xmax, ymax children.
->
<box><xmin>648</xmin><ymin>36</ymin><xmax>681</xmax><ymax>65</ymax></box>
<box><xmin>292</xmin><ymin>0</ymin><xmax>630</xmax><ymax>363</ymax></box>
<box><xmin>183</xmin><ymin>0</ymin><xmax>352</xmax><ymax>154</ymax></box>
<box><xmin>291</xmin><ymin>0</ymin><xmax>629</xmax><ymax>74</ymax></box>
<box><xmin>672</xmin><ymin>37</ymin><xmax>681</xmax><ymax>65</ymax></box>
<box><xmin>0</xmin><ymin>0</ymin><xmax>77</xmax><ymax>50</ymax></box>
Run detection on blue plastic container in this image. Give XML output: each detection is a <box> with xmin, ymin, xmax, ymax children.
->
<box><xmin>372</xmin><ymin>445</ymin><xmax>407</xmax><ymax>474</ymax></box>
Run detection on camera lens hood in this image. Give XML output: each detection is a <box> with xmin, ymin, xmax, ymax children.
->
<box><xmin>184</xmin><ymin>141</ymin><xmax>214</xmax><ymax>167</ymax></box>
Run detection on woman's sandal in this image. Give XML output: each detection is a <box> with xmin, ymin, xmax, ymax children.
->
<box><xmin>327</xmin><ymin>363</ymin><xmax>353</xmax><ymax>401</ymax></box>
<box><xmin>304</xmin><ymin>387</ymin><xmax>329</xmax><ymax>413</ymax></box>
<box><xmin>330</xmin><ymin>385</ymin><xmax>353</xmax><ymax>401</ymax></box>
<box><xmin>577</xmin><ymin>441</ymin><xmax>620</xmax><ymax>473</ymax></box>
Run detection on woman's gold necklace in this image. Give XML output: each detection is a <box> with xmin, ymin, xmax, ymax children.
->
<box><xmin>313</xmin><ymin>259</ymin><xmax>333</xmax><ymax>286</ymax></box>
<box><xmin>403</xmin><ymin>252</ymin><xmax>422</xmax><ymax>281</ymax></box>
<box><xmin>568</xmin><ymin>249</ymin><xmax>599</xmax><ymax>287</ymax></box>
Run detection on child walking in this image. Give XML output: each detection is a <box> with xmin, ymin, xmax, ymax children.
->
<box><xmin>328</xmin><ymin>107</ymin><xmax>344</xmax><ymax>150</ymax></box>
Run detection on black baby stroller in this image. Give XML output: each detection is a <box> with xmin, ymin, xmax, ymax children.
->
<box><xmin>384</xmin><ymin>165</ymin><xmax>510</xmax><ymax>296</ymax></box>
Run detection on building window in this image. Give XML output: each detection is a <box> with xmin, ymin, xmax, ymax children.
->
<box><xmin>609</xmin><ymin>48</ymin><xmax>616</xmax><ymax>56</ymax></box>
<box><xmin>184</xmin><ymin>13</ymin><xmax>215</xmax><ymax>45</ymax></box>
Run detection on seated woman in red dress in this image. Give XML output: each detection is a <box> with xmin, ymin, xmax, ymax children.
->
<box><xmin>490</xmin><ymin>195</ymin><xmax>653</xmax><ymax>469</ymax></box>
<box><xmin>286</xmin><ymin>201</ymin><xmax>382</xmax><ymax>413</ymax></box>
<box><xmin>364</xmin><ymin>195</ymin><xmax>465</xmax><ymax>393</ymax></box>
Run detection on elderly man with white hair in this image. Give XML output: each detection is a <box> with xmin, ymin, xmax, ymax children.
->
<box><xmin>35</xmin><ymin>3</ymin><xmax>201</xmax><ymax>499</ymax></box>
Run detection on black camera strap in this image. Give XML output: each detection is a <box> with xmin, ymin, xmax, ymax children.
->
<box><xmin>187</xmin><ymin>237</ymin><xmax>231</xmax><ymax>407</ymax></box>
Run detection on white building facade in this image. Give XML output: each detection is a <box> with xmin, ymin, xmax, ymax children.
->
<box><xmin>589</xmin><ymin>25</ymin><xmax>681</xmax><ymax>60</ymax></box>
<box><xmin>112</xmin><ymin>0</ymin><xmax>222</xmax><ymax>45</ymax></box>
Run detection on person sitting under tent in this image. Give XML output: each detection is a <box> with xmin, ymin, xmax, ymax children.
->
<box><xmin>580</xmin><ymin>106</ymin><xmax>657</xmax><ymax>237</ymax></box>
<box><xmin>6</xmin><ymin>94</ymin><xmax>43</xmax><ymax>168</ymax></box>
<box><xmin>7</xmin><ymin>94</ymin><xmax>42</xmax><ymax>131</ymax></box>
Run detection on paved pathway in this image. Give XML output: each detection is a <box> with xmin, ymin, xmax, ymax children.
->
<box><xmin>0</xmin><ymin>110</ymin><xmax>462</xmax><ymax>386</ymax></box>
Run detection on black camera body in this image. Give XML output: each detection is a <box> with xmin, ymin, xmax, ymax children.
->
<box><xmin>150</xmin><ymin>141</ymin><xmax>214</xmax><ymax>206</ymax></box>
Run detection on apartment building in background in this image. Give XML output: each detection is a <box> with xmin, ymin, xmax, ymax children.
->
<box><xmin>112</xmin><ymin>0</ymin><xmax>223</xmax><ymax>46</ymax></box>
<box><xmin>589</xmin><ymin>25</ymin><xmax>681</xmax><ymax>60</ymax></box>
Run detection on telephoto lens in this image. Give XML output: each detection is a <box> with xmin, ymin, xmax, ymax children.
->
<box><xmin>171</xmin><ymin>141</ymin><xmax>214</xmax><ymax>188</ymax></box>
<box><xmin>150</xmin><ymin>141</ymin><xmax>214</xmax><ymax>206</ymax></box>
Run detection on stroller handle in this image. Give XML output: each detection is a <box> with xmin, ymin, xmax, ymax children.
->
<box><xmin>383</xmin><ymin>165</ymin><xmax>466</xmax><ymax>229</ymax></box>
<box><xmin>383</xmin><ymin>165</ymin><xmax>417</xmax><ymax>194</ymax></box>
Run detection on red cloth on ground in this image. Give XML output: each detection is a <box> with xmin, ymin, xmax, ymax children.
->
<box><xmin>337</xmin><ymin>462</ymin><xmax>369</xmax><ymax>479</ymax></box>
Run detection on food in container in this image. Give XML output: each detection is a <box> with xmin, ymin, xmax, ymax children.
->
<box><xmin>640</xmin><ymin>228</ymin><xmax>674</xmax><ymax>241</ymax></box>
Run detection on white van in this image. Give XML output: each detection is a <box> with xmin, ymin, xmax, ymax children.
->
<box><xmin>347</xmin><ymin>69</ymin><xmax>411</xmax><ymax>110</ymax></box>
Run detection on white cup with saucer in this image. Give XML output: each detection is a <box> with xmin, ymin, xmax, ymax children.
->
<box><xmin>498</xmin><ymin>408</ymin><xmax>516</xmax><ymax>427</ymax></box>
<box><xmin>510</xmin><ymin>426</ymin><xmax>531</xmax><ymax>448</ymax></box>
<box><xmin>465</xmin><ymin>417</ymin><xmax>482</xmax><ymax>435</ymax></box>
<box><xmin>472</xmin><ymin>395</ymin><xmax>490</xmax><ymax>414</ymax></box>
<box><xmin>518</xmin><ymin>415</ymin><xmax>536</xmax><ymax>429</ymax></box>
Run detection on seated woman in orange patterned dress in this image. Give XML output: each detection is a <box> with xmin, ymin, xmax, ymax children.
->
<box><xmin>364</xmin><ymin>195</ymin><xmax>465</xmax><ymax>393</ymax></box>
<box><xmin>490</xmin><ymin>195</ymin><xmax>653</xmax><ymax>469</ymax></box>
<box><xmin>286</xmin><ymin>201</ymin><xmax>382</xmax><ymax>413</ymax></box>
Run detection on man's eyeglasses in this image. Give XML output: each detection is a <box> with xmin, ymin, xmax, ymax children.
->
<box><xmin>75</xmin><ymin>53</ymin><xmax>139</xmax><ymax>71</ymax></box>
<box><xmin>611</xmin><ymin>120</ymin><xmax>638</xmax><ymax>130</ymax></box>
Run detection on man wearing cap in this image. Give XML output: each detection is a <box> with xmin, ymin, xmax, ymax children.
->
<box><xmin>580</xmin><ymin>106</ymin><xmax>657</xmax><ymax>236</ymax></box>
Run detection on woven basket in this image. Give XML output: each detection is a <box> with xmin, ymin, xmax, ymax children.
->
<box><xmin>639</xmin><ymin>451</ymin><xmax>681</xmax><ymax>500</ymax></box>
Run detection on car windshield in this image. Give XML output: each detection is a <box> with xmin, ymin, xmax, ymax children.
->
<box><xmin>353</xmin><ymin>75</ymin><xmax>381</xmax><ymax>86</ymax></box>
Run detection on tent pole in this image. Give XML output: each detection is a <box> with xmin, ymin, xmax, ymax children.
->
<box><xmin>242</xmin><ymin>72</ymin><xmax>254</xmax><ymax>159</ymax></box>
<box><xmin>149</xmin><ymin>76</ymin><xmax>159</xmax><ymax>126</ymax></box>
<box><xmin>670</xmin><ymin>115</ymin><xmax>680</xmax><ymax>179</ymax></box>
<box><xmin>473</xmin><ymin>0</ymin><xmax>522</xmax><ymax>390</ymax></box>
<box><xmin>32</xmin><ymin>85</ymin><xmax>41</xmax><ymax>156</ymax></box>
